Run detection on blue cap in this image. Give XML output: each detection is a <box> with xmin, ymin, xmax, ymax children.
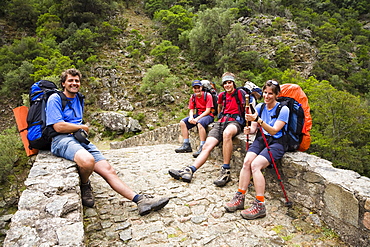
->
<box><xmin>192</xmin><ymin>80</ymin><xmax>202</xmax><ymax>87</ymax></box>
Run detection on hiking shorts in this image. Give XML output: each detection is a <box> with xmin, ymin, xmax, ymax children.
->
<box><xmin>182</xmin><ymin>115</ymin><xmax>214</xmax><ymax>130</ymax></box>
<box><xmin>248</xmin><ymin>136</ymin><xmax>285</xmax><ymax>165</ymax></box>
<box><xmin>51</xmin><ymin>134</ymin><xmax>106</xmax><ymax>163</ymax></box>
<box><xmin>208</xmin><ymin>121</ymin><xmax>242</xmax><ymax>142</ymax></box>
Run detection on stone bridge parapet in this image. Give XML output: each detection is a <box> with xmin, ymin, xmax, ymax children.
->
<box><xmin>4</xmin><ymin>124</ymin><xmax>370</xmax><ymax>246</ymax></box>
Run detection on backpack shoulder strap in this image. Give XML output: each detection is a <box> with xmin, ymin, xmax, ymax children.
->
<box><xmin>191</xmin><ymin>93</ymin><xmax>196</xmax><ymax>109</ymax></box>
<box><xmin>259</xmin><ymin>103</ymin><xmax>266</xmax><ymax>117</ymax></box>
<box><xmin>272</xmin><ymin>101</ymin><xmax>284</xmax><ymax>119</ymax></box>
<box><xmin>234</xmin><ymin>88</ymin><xmax>245</xmax><ymax>116</ymax></box>
<box><xmin>56</xmin><ymin>91</ymin><xmax>68</xmax><ymax>110</ymax></box>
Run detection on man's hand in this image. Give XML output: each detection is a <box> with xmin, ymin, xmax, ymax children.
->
<box><xmin>189</xmin><ymin>117</ymin><xmax>198</xmax><ymax>124</ymax></box>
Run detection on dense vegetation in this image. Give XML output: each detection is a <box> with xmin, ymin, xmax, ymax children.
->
<box><xmin>0</xmin><ymin>0</ymin><xmax>369</xmax><ymax>213</ymax></box>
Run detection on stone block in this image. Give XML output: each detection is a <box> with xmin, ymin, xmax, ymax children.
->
<box><xmin>323</xmin><ymin>183</ymin><xmax>359</xmax><ymax>227</ymax></box>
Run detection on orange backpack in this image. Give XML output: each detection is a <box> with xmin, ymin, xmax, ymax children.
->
<box><xmin>279</xmin><ymin>84</ymin><xmax>312</xmax><ymax>151</ymax></box>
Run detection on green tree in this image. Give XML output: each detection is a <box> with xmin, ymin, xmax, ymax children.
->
<box><xmin>59</xmin><ymin>27</ymin><xmax>98</xmax><ymax>61</ymax></box>
<box><xmin>303</xmin><ymin>78</ymin><xmax>370</xmax><ymax>176</ymax></box>
<box><xmin>312</xmin><ymin>43</ymin><xmax>349</xmax><ymax>83</ymax></box>
<box><xmin>1</xmin><ymin>61</ymin><xmax>35</xmax><ymax>99</ymax></box>
<box><xmin>154</xmin><ymin>5</ymin><xmax>194</xmax><ymax>45</ymax></box>
<box><xmin>139</xmin><ymin>64</ymin><xmax>177</xmax><ymax>97</ymax></box>
<box><xmin>150</xmin><ymin>40</ymin><xmax>180</xmax><ymax>66</ymax></box>
<box><xmin>144</xmin><ymin>0</ymin><xmax>175</xmax><ymax>18</ymax></box>
<box><xmin>31</xmin><ymin>54</ymin><xmax>73</xmax><ymax>82</ymax></box>
<box><xmin>36</xmin><ymin>13</ymin><xmax>64</xmax><ymax>40</ymax></box>
<box><xmin>0</xmin><ymin>127</ymin><xmax>29</xmax><ymax>200</ymax></box>
<box><xmin>188</xmin><ymin>7</ymin><xmax>237</xmax><ymax>67</ymax></box>
<box><xmin>5</xmin><ymin>0</ymin><xmax>39</xmax><ymax>29</ymax></box>
<box><xmin>49</xmin><ymin>0</ymin><xmax>115</xmax><ymax>26</ymax></box>
<box><xmin>0</xmin><ymin>36</ymin><xmax>53</xmax><ymax>84</ymax></box>
<box><xmin>275</xmin><ymin>44</ymin><xmax>294</xmax><ymax>71</ymax></box>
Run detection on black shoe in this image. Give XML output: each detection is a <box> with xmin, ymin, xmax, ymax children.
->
<box><xmin>168</xmin><ymin>167</ymin><xmax>193</xmax><ymax>183</ymax></box>
<box><xmin>80</xmin><ymin>180</ymin><xmax>95</xmax><ymax>207</ymax></box>
<box><xmin>213</xmin><ymin>167</ymin><xmax>231</xmax><ymax>187</ymax></box>
<box><xmin>192</xmin><ymin>145</ymin><xmax>203</xmax><ymax>158</ymax></box>
<box><xmin>136</xmin><ymin>195</ymin><xmax>170</xmax><ymax>216</ymax></box>
<box><xmin>175</xmin><ymin>143</ymin><xmax>192</xmax><ymax>153</ymax></box>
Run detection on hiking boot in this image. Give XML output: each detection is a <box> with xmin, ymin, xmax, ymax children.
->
<box><xmin>213</xmin><ymin>167</ymin><xmax>231</xmax><ymax>187</ymax></box>
<box><xmin>241</xmin><ymin>199</ymin><xmax>266</xmax><ymax>220</ymax></box>
<box><xmin>80</xmin><ymin>180</ymin><xmax>95</xmax><ymax>207</ymax></box>
<box><xmin>136</xmin><ymin>194</ymin><xmax>170</xmax><ymax>216</ymax></box>
<box><xmin>192</xmin><ymin>145</ymin><xmax>203</xmax><ymax>158</ymax></box>
<box><xmin>168</xmin><ymin>167</ymin><xmax>193</xmax><ymax>183</ymax></box>
<box><xmin>175</xmin><ymin>143</ymin><xmax>192</xmax><ymax>153</ymax></box>
<box><xmin>225</xmin><ymin>192</ymin><xmax>245</xmax><ymax>212</ymax></box>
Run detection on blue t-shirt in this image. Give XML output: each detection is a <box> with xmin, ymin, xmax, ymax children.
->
<box><xmin>46</xmin><ymin>93</ymin><xmax>83</xmax><ymax>126</ymax></box>
<box><xmin>255</xmin><ymin>102</ymin><xmax>289</xmax><ymax>139</ymax></box>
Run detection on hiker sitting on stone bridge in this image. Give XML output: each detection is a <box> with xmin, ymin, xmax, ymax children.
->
<box><xmin>225</xmin><ymin>79</ymin><xmax>289</xmax><ymax>220</ymax></box>
<box><xmin>169</xmin><ymin>72</ymin><xmax>246</xmax><ymax>187</ymax></box>
<box><xmin>175</xmin><ymin>80</ymin><xmax>215</xmax><ymax>158</ymax></box>
<box><xmin>45</xmin><ymin>68</ymin><xmax>169</xmax><ymax>216</ymax></box>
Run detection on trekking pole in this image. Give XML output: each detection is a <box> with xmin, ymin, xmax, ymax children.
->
<box><xmin>258</xmin><ymin>125</ymin><xmax>292</xmax><ymax>207</ymax></box>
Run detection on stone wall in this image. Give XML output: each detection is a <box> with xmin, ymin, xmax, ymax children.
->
<box><xmin>4</xmin><ymin>151</ymin><xmax>84</xmax><ymax>247</ymax></box>
<box><xmin>5</xmin><ymin>124</ymin><xmax>370</xmax><ymax>246</ymax></box>
<box><xmin>111</xmin><ymin>123</ymin><xmax>370</xmax><ymax>247</ymax></box>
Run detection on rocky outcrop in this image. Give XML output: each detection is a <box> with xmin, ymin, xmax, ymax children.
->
<box><xmin>91</xmin><ymin>111</ymin><xmax>142</xmax><ymax>134</ymax></box>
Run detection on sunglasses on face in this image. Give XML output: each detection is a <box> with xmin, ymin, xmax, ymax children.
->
<box><xmin>223</xmin><ymin>81</ymin><xmax>234</xmax><ymax>85</ymax></box>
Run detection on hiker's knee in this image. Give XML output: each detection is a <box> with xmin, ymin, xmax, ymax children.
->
<box><xmin>75</xmin><ymin>150</ymin><xmax>95</xmax><ymax>170</ymax></box>
<box><xmin>203</xmin><ymin>138</ymin><xmax>217</xmax><ymax>151</ymax></box>
<box><xmin>197</xmin><ymin>123</ymin><xmax>205</xmax><ymax>131</ymax></box>
<box><xmin>223</xmin><ymin>131</ymin><xmax>234</xmax><ymax>141</ymax></box>
<box><xmin>250</xmin><ymin>160</ymin><xmax>266</xmax><ymax>174</ymax></box>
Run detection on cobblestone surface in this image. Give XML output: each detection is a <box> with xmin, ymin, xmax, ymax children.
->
<box><xmin>84</xmin><ymin>144</ymin><xmax>348</xmax><ymax>247</ymax></box>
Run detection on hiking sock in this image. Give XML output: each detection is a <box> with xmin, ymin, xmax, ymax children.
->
<box><xmin>200</xmin><ymin>141</ymin><xmax>205</xmax><ymax>146</ymax></box>
<box><xmin>189</xmin><ymin>166</ymin><xmax>197</xmax><ymax>173</ymax></box>
<box><xmin>184</xmin><ymin>139</ymin><xmax>190</xmax><ymax>143</ymax></box>
<box><xmin>222</xmin><ymin>164</ymin><xmax>231</xmax><ymax>169</ymax></box>
<box><xmin>256</xmin><ymin>195</ymin><xmax>265</xmax><ymax>202</ymax></box>
<box><xmin>238</xmin><ymin>189</ymin><xmax>247</xmax><ymax>195</ymax></box>
<box><xmin>132</xmin><ymin>194</ymin><xmax>140</xmax><ymax>203</ymax></box>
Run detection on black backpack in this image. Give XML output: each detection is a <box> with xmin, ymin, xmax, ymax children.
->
<box><xmin>192</xmin><ymin>80</ymin><xmax>218</xmax><ymax>116</ymax></box>
<box><xmin>27</xmin><ymin>80</ymin><xmax>83</xmax><ymax>150</ymax></box>
<box><xmin>259</xmin><ymin>97</ymin><xmax>305</xmax><ymax>151</ymax></box>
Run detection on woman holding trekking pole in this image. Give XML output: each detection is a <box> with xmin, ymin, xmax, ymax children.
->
<box><xmin>224</xmin><ymin>79</ymin><xmax>289</xmax><ymax>220</ymax></box>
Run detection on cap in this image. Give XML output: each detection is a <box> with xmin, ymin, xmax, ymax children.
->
<box><xmin>192</xmin><ymin>80</ymin><xmax>202</xmax><ymax>87</ymax></box>
<box><xmin>222</xmin><ymin>75</ymin><xmax>235</xmax><ymax>83</ymax></box>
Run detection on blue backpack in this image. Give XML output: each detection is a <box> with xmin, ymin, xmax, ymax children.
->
<box><xmin>259</xmin><ymin>97</ymin><xmax>305</xmax><ymax>151</ymax></box>
<box><xmin>27</xmin><ymin>80</ymin><xmax>83</xmax><ymax>150</ymax></box>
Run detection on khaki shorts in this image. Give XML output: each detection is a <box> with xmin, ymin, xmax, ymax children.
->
<box><xmin>208</xmin><ymin>121</ymin><xmax>242</xmax><ymax>142</ymax></box>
